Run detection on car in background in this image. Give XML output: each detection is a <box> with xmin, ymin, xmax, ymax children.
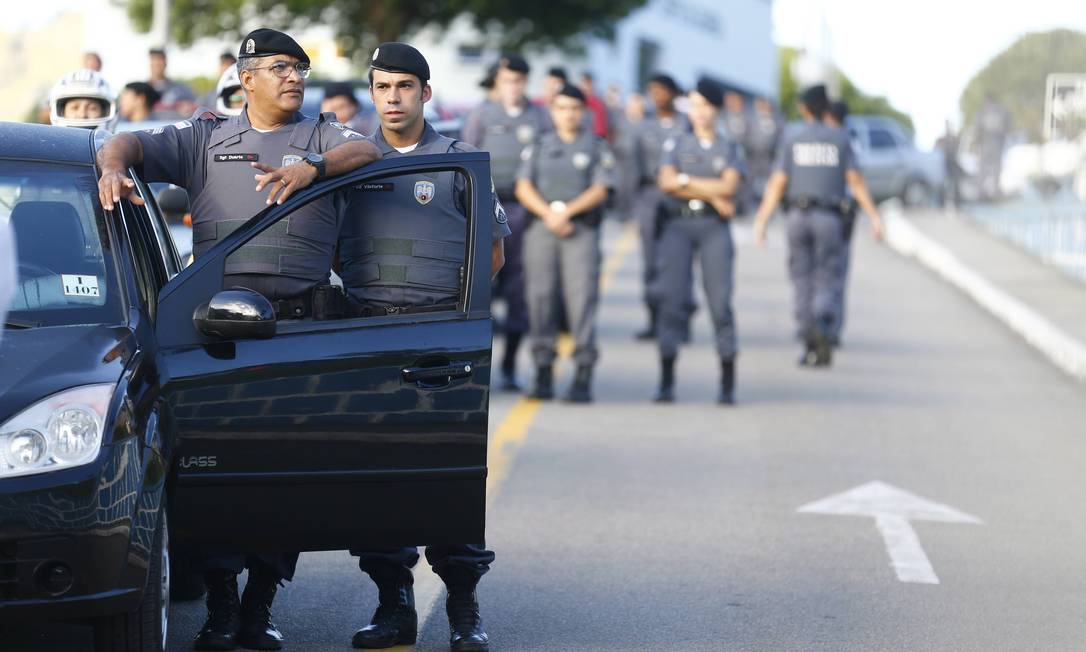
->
<box><xmin>845</xmin><ymin>115</ymin><xmax>945</xmax><ymax>206</ymax></box>
<box><xmin>0</xmin><ymin>120</ymin><xmax>497</xmax><ymax>651</ymax></box>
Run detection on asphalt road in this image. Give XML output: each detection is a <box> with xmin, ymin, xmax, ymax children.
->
<box><xmin>7</xmin><ymin>215</ymin><xmax>1086</xmax><ymax>651</ymax></box>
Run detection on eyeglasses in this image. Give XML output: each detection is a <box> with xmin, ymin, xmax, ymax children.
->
<box><xmin>250</xmin><ymin>61</ymin><xmax>311</xmax><ymax>79</ymax></box>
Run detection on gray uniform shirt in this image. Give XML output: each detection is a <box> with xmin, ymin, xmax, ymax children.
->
<box><xmin>461</xmin><ymin>99</ymin><xmax>551</xmax><ymax>198</ymax></box>
<box><xmin>134</xmin><ymin>108</ymin><xmax>364</xmax><ymax>297</ymax></box>
<box><xmin>660</xmin><ymin>132</ymin><xmax>745</xmax><ymax>214</ymax></box>
<box><xmin>743</xmin><ymin>112</ymin><xmax>782</xmax><ymax>181</ymax></box>
<box><xmin>338</xmin><ymin>122</ymin><xmax>511</xmax><ymax>303</ymax></box>
<box><xmin>634</xmin><ymin>113</ymin><xmax>689</xmax><ymax>186</ymax></box>
<box><xmin>516</xmin><ymin>130</ymin><xmax>616</xmax><ymax>212</ymax></box>
<box><xmin>773</xmin><ymin>121</ymin><xmax>857</xmax><ymax>204</ymax></box>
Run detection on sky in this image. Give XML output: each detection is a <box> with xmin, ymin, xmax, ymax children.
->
<box><xmin>772</xmin><ymin>0</ymin><xmax>1086</xmax><ymax>148</ymax></box>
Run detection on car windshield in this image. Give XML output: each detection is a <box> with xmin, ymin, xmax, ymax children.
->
<box><xmin>1</xmin><ymin>160</ymin><xmax>124</xmax><ymax>328</ymax></box>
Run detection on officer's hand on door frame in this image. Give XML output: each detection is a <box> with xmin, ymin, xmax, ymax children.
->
<box><xmin>252</xmin><ymin>161</ymin><xmax>319</xmax><ymax>206</ymax></box>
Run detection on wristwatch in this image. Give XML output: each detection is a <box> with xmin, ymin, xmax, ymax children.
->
<box><xmin>303</xmin><ymin>152</ymin><xmax>326</xmax><ymax>179</ymax></box>
<box><xmin>677</xmin><ymin>173</ymin><xmax>690</xmax><ymax>188</ymax></box>
<box><xmin>549</xmin><ymin>201</ymin><xmax>568</xmax><ymax>214</ymax></box>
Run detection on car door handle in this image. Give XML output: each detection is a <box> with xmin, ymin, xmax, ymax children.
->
<box><xmin>402</xmin><ymin>360</ymin><xmax>475</xmax><ymax>386</ymax></box>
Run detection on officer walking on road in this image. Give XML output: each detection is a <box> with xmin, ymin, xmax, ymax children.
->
<box><xmin>633</xmin><ymin>73</ymin><xmax>689</xmax><ymax>340</ymax></box>
<box><xmin>744</xmin><ymin>96</ymin><xmax>783</xmax><ymax>206</ymax></box>
<box><xmin>462</xmin><ymin>54</ymin><xmax>549</xmax><ymax>391</ymax></box>
<box><xmin>752</xmin><ymin>85</ymin><xmax>884</xmax><ymax>368</ymax></box>
<box><xmin>515</xmin><ymin>83</ymin><xmax>615</xmax><ymax>403</ymax></box>
<box><xmin>97</xmin><ymin>28</ymin><xmax>381</xmax><ymax>651</ymax></box>
<box><xmin>652</xmin><ymin>79</ymin><xmax>744</xmax><ymax>404</ymax></box>
<box><xmin>338</xmin><ymin>43</ymin><xmax>506</xmax><ymax>652</ymax></box>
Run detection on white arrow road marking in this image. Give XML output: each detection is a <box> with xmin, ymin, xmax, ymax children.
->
<box><xmin>798</xmin><ymin>481</ymin><xmax>983</xmax><ymax>585</ymax></box>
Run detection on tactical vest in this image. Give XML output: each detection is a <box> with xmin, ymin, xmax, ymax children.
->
<box><xmin>338</xmin><ymin>127</ymin><xmax>466</xmax><ymax>299</ymax></box>
<box><xmin>190</xmin><ymin>112</ymin><xmax>341</xmax><ymax>286</ymax></box>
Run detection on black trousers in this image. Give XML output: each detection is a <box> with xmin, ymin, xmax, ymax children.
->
<box><xmin>351</xmin><ymin>545</ymin><xmax>494</xmax><ymax>588</ymax></box>
<box><xmin>199</xmin><ymin>552</ymin><xmax>300</xmax><ymax>582</ymax></box>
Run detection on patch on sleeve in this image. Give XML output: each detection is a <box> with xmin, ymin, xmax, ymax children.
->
<box><xmin>173</xmin><ymin>120</ymin><xmax>193</xmax><ymax>130</ymax></box>
<box><xmin>600</xmin><ymin>151</ymin><xmax>616</xmax><ymax>169</ymax></box>
<box><xmin>520</xmin><ymin>146</ymin><xmax>534</xmax><ymax>161</ymax></box>
<box><xmin>144</xmin><ymin>127</ymin><xmax>164</xmax><ymax>135</ymax></box>
<box><xmin>61</xmin><ymin>274</ymin><xmax>100</xmax><ymax>298</ymax></box>
<box><xmin>662</xmin><ymin>138</ymin><xmax>676</xmax><ymax>152</ymax></box>
<box><xmin>494</xmin><ymin>198</ymin><xmax>508</xmax><ymax>224</ymax></box>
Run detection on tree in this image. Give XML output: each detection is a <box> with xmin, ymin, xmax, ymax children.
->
<box><xmin>125</xmin><ymin>0</ymin><xmax>648</xmax><ymax>65</ymax></box>
<box><xmin>960</xmin><ymin>29</ymin><xmax>1086</xmax><ymax>142</ymax></box>
<box><xmin>778</xmin><ymin>47</ymin><xmax>914</xmax><ymax>134</ymax></box>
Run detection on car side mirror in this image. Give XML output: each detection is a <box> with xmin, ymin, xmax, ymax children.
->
<box><xmin>193</xmin><ymin>288</ymin><xmax>276</xmax><ymax>340</ymax></box>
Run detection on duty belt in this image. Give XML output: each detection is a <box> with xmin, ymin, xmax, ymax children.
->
<box><xmin>351</xmin><ymin>302</ymin><xmax>458</xmax><ymax>318</ymax></box>
<box><xmin>784</xmin><ymin>196</ymin><xmax>855</xmax><ymax>217</ymax></box>
<box><xmin>678</xmin><ymin>199</ymin><xmax>715</xmax><ymax>218</ymax></box>
<box><xmin>272</xmin><ymin>284</ymin><xmax>348</xmax><ymax>321</ymax></box>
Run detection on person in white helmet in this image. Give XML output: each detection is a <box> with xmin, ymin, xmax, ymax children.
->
<box><xmin>214</xmin><ymin>63</ymin><xmax>245</xmax><ymax>117</ymax></box>
<box><xmin>49</xmin><ymin>68</ymin><xmax>117</xmax><ymax>131</ymax></box>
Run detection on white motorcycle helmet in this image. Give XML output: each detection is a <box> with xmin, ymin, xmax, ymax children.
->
<box><xmin>215</xmin><ymin>64</ymin><xmax>244</xmax><ymax>116</ymax></box>
<box><xmin>49</xmin><ymin>69</ymin><xmax>117</xmax><ymax>130</ymax></box>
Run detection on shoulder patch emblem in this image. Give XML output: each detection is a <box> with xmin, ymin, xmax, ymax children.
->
<box><xmin>520</xmin><ymin>146</ymin><xmax>533</xmax><ymax>162</ymax></box>
<box><xmin>572</xmin><ymin>152</ymin><xmax>591</xmax><ymax>170</ymax></box>
<box><xmin>494</xmin><ymin>199</ymin><xmax>508</xmax><ymax>224</ymax></box>
<box><xmin>282</xmin><ymin>154</ymin><xmax>303</xmax><ymax>167</ymax></box>
<box><xmin>173</xmin><ymin>120</ymin><xmax>193</xmax><ymax>130</ymax></box>
<box><xmin>414</xmin><ymin>180</ymin><xmax>435</xmax><ymax>205</ymax></box>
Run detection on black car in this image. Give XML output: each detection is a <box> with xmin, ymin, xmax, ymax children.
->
<box><xmin>0</xmin><ymin>122</ymin><xmax>495</xmax><ymax>651</ymax></box>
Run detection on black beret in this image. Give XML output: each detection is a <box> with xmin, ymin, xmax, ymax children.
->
<box><xmin>647</xmin><ymin>73</ymin><xmax>681</xmax><ymax>95</ymax></box>
<box><xmin>800</xmin><ymin>84</ymin><xmax>829</xmax><ymax>110</ymax></box>
<box><xmin>547</xmin><ymin>67</ymin><xmax>568</xmax><ymax>81</ymax></box>
<box><xmin>498</xmin><ymin>54</ymin><xmax>530</xmax><ymax>75</ymax></box>
<box><xmin>371</xmin><ymin>42</ymin><xmax>430</xmax><ymax>82</ymax></box>
<box><xmin>239</xmin><ymin>28</ymin><xmax>309</xmax><ymax>65</ymax></box>
<box><xmin>694</xmin><ymin>77</ymin><xmax>725</xmax><ymax>108</ymax></box>
<box><xmin>323</xmin><ymin>82</ymin><xmax>358</xmax><ymax>105</ymax></box>
<box><xmin>555</xmin><ymin>84</ymin><xmax>585</xmax><ymax>103</ymax></box>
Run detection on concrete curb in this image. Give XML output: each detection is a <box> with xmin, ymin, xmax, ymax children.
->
<box><xmin>883</xmin><ymin>205</ymin><xmax>1086</xmax><ymax>382</ymax></box>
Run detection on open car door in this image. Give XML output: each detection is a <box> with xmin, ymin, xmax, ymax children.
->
<box><xmin>155</xmin><ymin>152</ymin><xmax>494</xmax><ymax>553</ymax></box>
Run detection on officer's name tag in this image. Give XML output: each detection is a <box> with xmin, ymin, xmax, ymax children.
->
<box><xmin>61</xmin><ymin>274</ymin><xmax>100</xmax><ymax>298</ymax></box>
<box><xmin>354</xmin><ymin>182</ymin><xmax>394</xmax><ymax>192</ymax></box>
<box><xmin>214</xmin><ymin>153</ymin><xmax>260</xmax><ymax>162</ymax></box>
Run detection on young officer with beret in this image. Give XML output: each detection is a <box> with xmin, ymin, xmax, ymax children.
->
<box><xmin>340</xmin><ymin>42</ymin><xmax>507</xmax><ymax>652</ymax></box>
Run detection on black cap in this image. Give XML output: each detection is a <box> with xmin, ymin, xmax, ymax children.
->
<box><xmin>694</xmin><ymin>77</ymin><xmax>725</xmax><ymax>108</ymax></box>
<box><xmin>647</xmin><ymin>73</ymin><xmax>681</xmax><ymax>95</ymax></box>
<box><xmin>323</xmin><ymin>82</ymin><xmax>359</xmax><ymax>105</ymax></box>
<box><xmin>800</xmin><ymin>84</ymin><xmax>830</xmax><ymax>115</ymax></box>
<box><xmin>239</xmin><ymin>28</ymin><xmax>310</xmax><ymax>65</ymax></box>
<box><xmin>555</xmin><ymin>84</ymin><xmax>585</xmax><ymax>103</ymax></box>
<box><xmin>370</xmin><ymin>42</ymin><xmax>430</xmax><ymax>82</ymax></box>
<box><xmin>547</xmin><ymin>67</ymin><xmax>568</xmax><ymax>81</ymax></box>
<box><xmin>829</xmin><ymin>99</ymin><xmax>849</xmax><ymax>124</ymax></box>
<box><xmin>498</xmin><ymin>53</ymin><xmax>530</xmax><ymax>75</ymax></box>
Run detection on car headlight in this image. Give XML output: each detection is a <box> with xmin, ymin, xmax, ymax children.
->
<box><xmin>0</xmin><ymin>384</ymin><xmax>114</xmax><ymax>479</ymax></box>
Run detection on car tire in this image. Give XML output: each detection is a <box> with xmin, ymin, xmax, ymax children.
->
<box><xmin>902</xmin><ymin>179</ymin><xmax>932</xmax><ymax>207</ymax></box>
<box><xmin>169</xmin><ymin>552</ymin><xmax>206</xmax><ymax>601</ymax></box>
<box><xmin>94</xmin><ymin>510</ymin><xmax>170</xmax><ymax>652</ymax></box>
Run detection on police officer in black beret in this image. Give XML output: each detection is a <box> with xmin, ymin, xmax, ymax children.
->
<box><xmin>653</xmin><ymin>78</ymin><xmax>745</xmax><ymax>403</ymax></box>
<box><xmin>97</xmin><ymin>27</ymin><xmax>382</xmax><ymax>651</ymax></box>
<box><xmin>753</xmin><ymin>85</ymin><xmax>884</xmax><ymax>366</ymax></box>
<box><xmin>342</xmin><ymin>44</ymin><xmax>502</xmax><ymax>652</ymax></box>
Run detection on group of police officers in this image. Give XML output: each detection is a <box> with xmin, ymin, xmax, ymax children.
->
<box><xmin>38</xmin><ymin>25</ymin><xmax>885</xmax><ymax>652</ymax></box>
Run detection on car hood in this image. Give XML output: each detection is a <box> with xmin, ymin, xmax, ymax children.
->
<box><xmin>0</xmin><ymin>325</ymin><xmax>134</xmax><ymax>423</ymax></box>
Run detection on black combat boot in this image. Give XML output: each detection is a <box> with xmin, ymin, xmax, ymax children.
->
<box><xmin>812</xmin><ymin>319</ymin><xmax>833</xmax><ymax>367</ymax></box>
<box><xmin>527</xmin><ymin>365</ymin><xmax>554</xmax><ymax>400</ymax></box>
<box><xmin>352</xmin><ymin>569</ymin><xmax>417</xmax><ymax>649</ymax></box>
<box><xmin>238</xmin><ymin>566</ymin><xmax>285</xmax><ymax>651</ymax></box>
<box><xmin>653</xmin><ymin>355</ymin><xmax>676</xmax><ymax>403</ymax></box>
<box><xmin>718</xmin><ymin>357</ymin><xmax>736</xmax><ymax>405</ymax></box>
<box><xmin>193</xmin><ymin>570</ymin><xmax>241</xmax><ymax>651</ymax></box>
<box><xmin>563</xmin><ymin>365</ymin><xmax>593</xmax><ymax>403</ymax></box>
<box><xmin>445</xmin><ymin>585</ymin><xmax>489</xmax><ymax>652</ymax></box>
